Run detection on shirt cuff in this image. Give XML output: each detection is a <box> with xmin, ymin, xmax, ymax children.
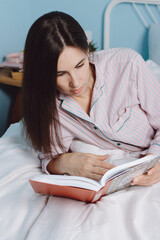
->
<box><xmin>146</xmin><ymin>144</ymin><xmax>160</xmax><ymax>156</ymax></box>
<box><xmin>39</xmin><ymin>156</ymin><xmax>52</xmax><ymax>174</ymax></box>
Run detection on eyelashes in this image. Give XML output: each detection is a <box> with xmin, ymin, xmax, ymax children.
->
<box><xmin>57</xmin><ymin>62</ymin><xmax>85</xmax><ymax>77</ymax></box>
<box><xmin>76</xmin><ymin>63</ymin><xmax>84</xmax><ymax>68</ymax></box>
<box><xmin>57</xmin><ymin>72</ymin><xmax>65</xmax><ymax>77</ymax></box>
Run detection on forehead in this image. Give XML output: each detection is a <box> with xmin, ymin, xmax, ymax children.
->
<box><xmin>57</xmin><ymin>46</ymin><xmax>87</xmax><ymax>71</ymax></box>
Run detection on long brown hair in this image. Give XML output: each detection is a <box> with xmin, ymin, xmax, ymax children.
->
<box><xmin>22</xmin><ymin>11</ymin><xmax>89</xmax><ymax>156</ymax></box>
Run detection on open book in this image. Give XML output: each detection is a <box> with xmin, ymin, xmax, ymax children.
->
<box><xmin>30</xmin><ymin>154</ymin><xmax>160</xmax><ymax>203</ymax></box>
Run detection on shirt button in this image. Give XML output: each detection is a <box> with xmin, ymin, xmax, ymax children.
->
<box><xmin>117</xmin><ymin>143</ymin><xmax>121</xmax><ymax>146</ymax></box>
<box><xmin>94</xmin><ymin>126</ymin><xmax>98</xmax><ymax>130</ymax></box>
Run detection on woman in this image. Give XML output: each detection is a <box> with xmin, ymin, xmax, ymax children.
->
<box><xmin>22</xmin><ymin>11</ymin><xmax>160</xmax><ymax>185</ymax></box>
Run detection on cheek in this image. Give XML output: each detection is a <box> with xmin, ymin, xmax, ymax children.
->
<box><xmin>79</xmin><ymin>66</ymin><xmax>90</xmax><ymax>81</ymax></box>
<box><xmin>83</xmin><ymin>68</ymin><xmax>90</xmax><ymax>82</ymax></box>
<box><xmin>57</xmin><ymin>78</ymin><xmax>69</xmax><ymax>92</ymax></box>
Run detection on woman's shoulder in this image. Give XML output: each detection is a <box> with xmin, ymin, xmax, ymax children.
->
<box><xmin>90</xmin><ymin>48</ymin><xmax>142</xmax><ymax>66</ymax></box>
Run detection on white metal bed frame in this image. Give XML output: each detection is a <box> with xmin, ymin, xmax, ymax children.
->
<box><xmin>104</xmin><ymin>0</ymin><xmax>160</xmax><ymax>49</ymax></box>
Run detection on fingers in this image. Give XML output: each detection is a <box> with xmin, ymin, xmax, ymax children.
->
<box><xmin>84</xmin><ymin>155</ymin><xmax>115</xmax><ymax>179</ymax></box>
<box><xmin>131</xmin><ymin>163</ymin><xmax>160</xmax><ymax>186</ymax></box>
<box><xmin>131</xmin><ymin>173</ymin><xmax>153</xmax><ymax>186</ymax></box>
<box><xmin>66</xmin><ymin>152</ymin><xmax>115</xmax><ymax>181</ymax></box>
<box><xmin>97</xmin><ymin>160</ymin><xmax>115</xmax><ymax>169</ymax></box>
<box><xmin>87</xmin><ymin>173</ymin><xmax>104</xmax><ymax>181</ymax></box>
<box><xmin>89</xmin><ymin>159</ymin><xmax>115</xmax><ymax>180</ymax></box>
<box><xmin>91</xmin><ymin>166</ymin><xmax>108</xmax><ymax>176</ymax></box>
<box><xmin>91</xmin><ymin>157</ymin><xmax>115</xmax><ymax>169</ymax></box>
<box><xmin>147</xmin><ymin>166</ymin><xmax>156</xmax><ymax>176</ymax></box>
<box><xmin>82</xmin><ymin>154</ymin><xmax>114</xmax><ymax>169</ymax></box>
<box><xmin>87</xmin><ymin>153</ymin><xmax>115</xmax><ymax>168</ymax></box>
<box><xmin>87</xmin><ymin>153</ymin><xmax>109</xmax><ymax>160</ymax></box>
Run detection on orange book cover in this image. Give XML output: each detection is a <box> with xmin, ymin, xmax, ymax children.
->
<box><xmin>29</xmin><ymin>179</ymin><xmax>112</xmax><ymax>202</ymax></box>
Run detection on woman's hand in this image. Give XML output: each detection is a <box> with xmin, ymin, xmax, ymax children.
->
<box><xmin>47</xmin><ymin>152</ymin><xmax>115</xmax><ymax>181</ymax></box>
<box><xmin>131</xmin><ymin>154</ymin><xmax>160</xmax><ymax>186</ymax></box>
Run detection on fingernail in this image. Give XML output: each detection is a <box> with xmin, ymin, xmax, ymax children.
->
<box><xmin>148</xmin><ymin>171</ymin><xmax>152</xmax><ymax>176</ymax></box>
<box><xmin>131</xmin><ymin>179</ymin><xmax>138</xmax><ymax>185</ymax></box>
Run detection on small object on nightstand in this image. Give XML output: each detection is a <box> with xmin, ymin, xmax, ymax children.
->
<box><xmin>11</xmin><ymin>70</ymin><xmax>23</xmax><ymax>81</ymax></box>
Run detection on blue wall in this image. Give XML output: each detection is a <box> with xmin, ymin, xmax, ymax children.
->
<box><xmin>0</xmin><ymin>0</ymin><xmax>31</xmax><ymax>136</ymax></box>
<box><xmin>0</xmin><ymin>0</ymin><xmax>154</xmax><ymax>136</ymax></box>
<box><xmin>0</xmin><ymin>0</ymin><xmax>110</xmax><ymax>63</ymax></box>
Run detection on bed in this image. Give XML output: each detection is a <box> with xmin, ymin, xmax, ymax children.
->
<box><xmin>1</xmin><ymin>1</ymin><xmax>160</xmax><ymax>239</ymax></box>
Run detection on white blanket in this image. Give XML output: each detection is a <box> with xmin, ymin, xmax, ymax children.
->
<box><xmin>0</xmin><ymin>122</ymin><xmax>160</xmax><ymax>240</ymax></box>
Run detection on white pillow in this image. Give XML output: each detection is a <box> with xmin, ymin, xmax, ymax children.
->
<box><xmin>146</xmin><ymin>59</ymin><xmax>160</xmax><ymax>83</ymax></box>
<box><xmin>148</xmin><ymin>24</ymin><xmax>160</xmax><ymax>66</ymax></box>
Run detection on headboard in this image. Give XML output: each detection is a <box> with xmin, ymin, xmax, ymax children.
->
<box><xmin>103</xmin><ymin>0</ymin><xmax>160</xmax><ymax>61</ymax></box>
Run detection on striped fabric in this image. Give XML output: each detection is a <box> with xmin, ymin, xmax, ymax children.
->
<box><xmin>40</xmin><ymin>48</ymin><xmax>160</xmax><ymax>173</ymax></box>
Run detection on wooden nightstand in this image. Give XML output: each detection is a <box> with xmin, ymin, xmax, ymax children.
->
<box><xmin>0</xmin><ymin>69</ymin><xmax>22</xmax><ymax>124</ymax></box>
<box><xmin>0</xmin><ymin>69</ymin><xmax>22</xmax><ymax>87</ymax></box>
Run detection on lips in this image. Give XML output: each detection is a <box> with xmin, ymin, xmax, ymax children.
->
<box><xmin>71</xmin><ymin>86</ymin><xmax>83</xmax><ymax>94</ymax></box>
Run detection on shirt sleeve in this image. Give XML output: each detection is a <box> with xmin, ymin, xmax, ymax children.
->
<box><xmin>135</xmin><ymin>54</ymin><xmax>160</xmax><ymax>155</ymax></box>
<box><xmin>38</xmin><ymin>128</ymin><xmax>74</xmax><ymax>174</ymax></box>
<box><xmin>38</xmin><ymin>153</ymin><xmax>52</xmax><ymax>174</ymax></box>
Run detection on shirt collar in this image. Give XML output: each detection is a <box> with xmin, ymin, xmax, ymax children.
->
<box><xmin>89</xmin><ymin>52</ymin><xmax>105</xmax><ymax>89</ymax></box>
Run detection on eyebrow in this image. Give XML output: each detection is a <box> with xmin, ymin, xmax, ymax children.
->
<box><xmin>57</xmin><ymin>58</ymin><xmax>86</xmax><ymax>74</ymax></box>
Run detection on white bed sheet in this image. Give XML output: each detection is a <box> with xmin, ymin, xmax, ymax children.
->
<box><xmin>0</xmin><ymin>122</ymin><xmax>160</xmax><ymax>240</ymax></box>
<box><xmin>146</xmin><ymin>60</ymin><xmax>160</xmax><ymax>82</ymax></box>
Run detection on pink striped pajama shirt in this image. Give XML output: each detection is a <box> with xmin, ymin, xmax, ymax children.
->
<box><xmin>40</xmin><ymin>48</ymin><xmax>160</xmax><ymax>173</ymax></box>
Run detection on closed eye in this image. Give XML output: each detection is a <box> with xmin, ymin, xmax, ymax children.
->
<box><xmin>57</xmin><ymin>58</ymin><xmax>86</xmax><ymax>76</ymax></box>
<box><xmin>76</xmin><ymin>63</ymin><xmax>84</xmax><ymax>69</ymax></box>
<box><xmin>75</xmin><ymin>58</ymin><xmax>86</xmax><ymax>69</ymax></box>
<box><xmin>57</xmin><ymin>71</ymin><xmax>66</xmax><ymax>77</ymax></box>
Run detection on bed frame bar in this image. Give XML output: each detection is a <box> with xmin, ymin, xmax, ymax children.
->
<box><xmin>104</xmin><ymin>0</ymin><xmax>160</xmax><ymax>49</ymax></box>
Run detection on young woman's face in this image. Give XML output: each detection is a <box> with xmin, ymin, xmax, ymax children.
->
<box><xmin>56</xmin><ymin>46</ymin><xmax>93</xmax><ymax>97</ymax></box>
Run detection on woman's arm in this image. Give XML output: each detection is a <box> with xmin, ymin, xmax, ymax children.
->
<box><xmin>47</xmin><ymin>152</ymin><xmax>115</xmax><ymax>181</ymax></box>
<box><xmin>131</xmin><ymin>55</ymin><xmax>160</xmax><ymax>186</ymax></box>
<box><xmin>135</xmin><ymin>55</ymin><xmax>160</xmax><ymax>155</ymax></box>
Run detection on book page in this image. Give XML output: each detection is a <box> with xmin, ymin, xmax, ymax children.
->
<box><xmin>100</xmin><ymin>155</ymin><xmax>160</xmax><ymax>187</ymax></box>
<box><xmin>31</xmin><ymin>174</ymin><xmax>102</xmax><ymax>192</ymax></box>
<box><xmin>106</xmin><ymin>155</ymin><xmax>160</xmax><ymax>195</ymax></box>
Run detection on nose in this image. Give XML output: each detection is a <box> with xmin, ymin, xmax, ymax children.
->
<box><xmin>69</xmin><ymin>72</ymin><xmax>79</xmax><ymax>88</ymax></box>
